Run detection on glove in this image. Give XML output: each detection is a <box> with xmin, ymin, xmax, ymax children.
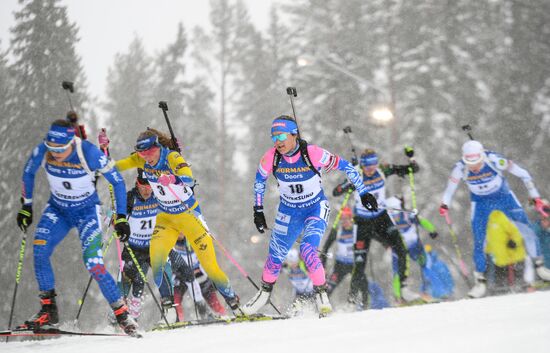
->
<box><xmin>17</xmin><ymin>204</ymin><xmax>33</xmax><ymax>232</ymax></box>
<box><xmin>533</xmin><ymin>198</ymin><xmax>549</xmax><ymax>218</ymax></box>
<box><xmin>253</xmin><ymin>205</ymin><xmax>268</xmax><ymax>233</ymax></box>
<box><xmin>429</xmin><ymin>232</ymin><xmax>438</xmax><ymax>239</ymax></box>
<box><xmin>98</xmin><ymin>128</ymin><xmax>109</xmax><ymax>149</ymax></box>
<box><xmin>333</xmin><ymin>182</ymin><xmax>355</xmax><ymax>197</ymax></box>
<box><xmin>114</xmin><ymin>215</ymin><xmax>131</xmax><ymax>242</ymax></box>
<box><xmin>158</xmin><ymin>174</ymin><xmax>176</xmax><ymax>187</ymax></box>
<box><xmin>404</xmin><ymin>146</ymin><xmax>414</xmax><ymax>158</ymax></box>
<box><xmin>360</xmin><ymin>192</ymin><xmax>378</xmax><ymax>211</ymax></box>
<box><xmin>439</xmin><ymin>204</ymin><xmax>449</xmax><ymax>217</ymax></box>
<box><xmin>350</xmin><ymin>156</ymin><xmax>359</xmax><ymax>166</ymax></box>
<box><xmin>66</xmin><ymin>111</ymin><xmax>78</xmax><ymax>123</ymax></box>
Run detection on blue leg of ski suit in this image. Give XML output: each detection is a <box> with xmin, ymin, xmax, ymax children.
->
<box><xmin>33</xmin><ymin>203</ymin><xmax>121</xmax><ymax>304</ymax></box>
<box><xmin>263</xmin><ymin>202</ymin><xmax>328</xmax><ymax>285</ymax></box>
<box><xmin>471</xmin><ymin>191</ymin><xmax>539</xmax><ymax>273</ymax></box>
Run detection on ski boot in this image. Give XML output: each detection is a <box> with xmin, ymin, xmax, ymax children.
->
<box><xmin>205</xmin><ymin>286</ymin><xmax>227</xmax><ymax>315</ymax></box>
<box><xmin>314</xmin><ymin>284</ymin><xmax>332</xmax><ymax>317</ymax></box>
<box><xmin>400</xmin><ymin>281</ymin><xmax>422</xmax><ymax>302</ymax></box>
<box><xmin>197</xmin><ymin>300</ymin><xmax>215</xmax><ymax>320</ymax></box>
<box><xmin>112</xmin><ymin>301</ymin><xmax>140</xmax><ymax>337</ymax></box>
<box><xmin>242</xmin><ymin>281</ymin><xmax>273</xmax><ymax>316</ymax></box>
<box><xmin>468</xmin><ymin>272</ymin><xmax>487</xmax><ymax>298</ymax></box>
<box><xmin>160</xmin><ymin>296</ymin><xmax>177</xmax><ymax>323</ymax></box>
<box><xmin>17</xmin><ymin>290</ymin><xmax>59</xmax><ymax>331</ymax></box>
<box><xmin>225</xmin><ymin>294</ymin><xmax>245</xmax><ymax>317</ymax></box>
<box><xmin>535</xmin><ymin>259</ymin><xmax>550</xmax><ymax>281</ymax></box>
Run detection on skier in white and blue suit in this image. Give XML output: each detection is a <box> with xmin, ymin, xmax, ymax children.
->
<box><xmin>16</xmin><ymin>119</ymin><xmax>137</xmax><ymax>335</ymax></box>
<box><xmin>440</xmin><ymin>140</ymin><xmax>550</xmax><ymax>298</ymax></box>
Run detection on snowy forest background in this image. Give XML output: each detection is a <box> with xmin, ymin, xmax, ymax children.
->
<box><xmin>0</xmin><ymin>0</ymin><xmax>549</xmax><ymax>329</ymax></box>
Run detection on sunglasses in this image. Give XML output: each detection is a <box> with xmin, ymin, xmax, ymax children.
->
<box><xmin>136</xmin><ymin>147</ymin><xmax>159</xmax><ymax>159</ymax></box>
<box><xmin>135</xmin><ymin>135</ymin><xmax>159</xmax><ymax>152</ymax></box>
<box><xmin>271</xmin><ymin>133</ymin><xmax>289</xmax><ymax>143</ymax></box>
<box><xmin>44</xmin><ymin>139</ymin><xmax>73</xmax><ymax>153</ymax></box>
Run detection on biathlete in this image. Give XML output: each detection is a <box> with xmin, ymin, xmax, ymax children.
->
<box><xmin>17</xmin><ymin>119</ymin><xmax>137</xmax><ymax>335</ymax></box>
<box><xmin>114</xmin><ymin>129</ymin><xmax>241</xmax><ymax>313</ymax></box>
<box><xmin>242</xmin><ymin>115</ymin><xmax>377</xmax><ymax>316</ymax></box>
<box><xmin>440</xmin><ymin>140</ymin><xmax>550</xmax><ymax>298</ymax></box>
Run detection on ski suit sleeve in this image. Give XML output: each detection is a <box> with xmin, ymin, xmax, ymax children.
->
<box><xmin>307</xmin><ymin>145</ymin><xmax>367</xmax><ymax>196</ymax></box>
<box><xmin>254</xmin><ymin>148</ymin><xmax>276</xmax><ymax>207</ymax></box>
<box><xmin>506</xmin><ymin>161</ymin><xmax>540</xmax><ymax>199</ymax></box>
<box><xmin>115</xmin><ymin>153</ymin><xmax>146</xmax><ymax>172</ymax></box>
<box><xmin>84</xmin><ymin>141</ymin><xmax>127</xmax><ymax>215</ymax></box>
<box><xmin>167</xmin><ymin>151</ymin><xmax>195</xmax><ymax>187</ymax></box>
<box><xmin>441</xmin><ymin>162</ymin><xmax>464</xmax><ymax>206</ymax></box>
<box><xmin>21</xmin><ymin>144</ymin><xmax>47</xmax><ymax>205</ymax></box>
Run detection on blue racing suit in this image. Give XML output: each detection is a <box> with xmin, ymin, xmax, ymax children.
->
<box><xmin>22</xmin><ymin>138</ymin><xmax>127</xmax><ymax>304</ymax></box>
<box><xmin>442</xmin><ymin>151</ymin><xmax>542</xmax><ymax>273</ymax></box>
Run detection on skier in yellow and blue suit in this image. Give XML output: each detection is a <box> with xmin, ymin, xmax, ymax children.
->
<box><xmin>114</xmin><ymin>129</ymin><xmax>241</xmax><ymax>313</ymax></box>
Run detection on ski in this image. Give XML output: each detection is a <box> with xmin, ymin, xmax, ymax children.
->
<box><xmin>0</xmin><ymin>327</ymin><xmax>139</xmax><ymax>338</ymax></box>
<box><xmin>151</xmin><ymin>313</ymin><xmax>289</xmax><ymax>331</ymax></box>
<box><xmin>396</xmin><ymin>294</ymin><xmax>442</xmax><ymax>307</ymax></box>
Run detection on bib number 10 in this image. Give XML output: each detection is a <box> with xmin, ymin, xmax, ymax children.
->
<box><xmin>289</xmin><ymin>184</ymin><xmax>303</xmax><ymax>194</ymax></box>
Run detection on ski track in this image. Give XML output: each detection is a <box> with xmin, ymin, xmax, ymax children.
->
<box><xmin>4</xmin><ymin>291</ymin><xmax>550</xmax><ymax>353</ymax></box>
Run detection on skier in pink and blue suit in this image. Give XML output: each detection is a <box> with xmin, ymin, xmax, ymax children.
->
<box><xmin>241</xmin><ymin>115</ymin><xmax>378</xmax><ymax>316</ymax></box>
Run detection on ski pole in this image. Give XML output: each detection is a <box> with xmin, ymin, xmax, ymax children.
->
<box><xmin>461</xmin><ymin>124</ymin><xmax>474</xmax><ymax>141</ymax></box>
<box><xmin>61</xmin><ymin>80</ymin><xmax>75</xmax><ymax>112</ymax></box>
<box><xmin>6</xmin><ymin>230</ymin><xmax>27</xmax><ymax>342</ymax></box>
<box><xmin>404</xmin><ymin>146</ymin><xmax>418</xmax><ymax>211</ymax></box>
<box><xmin>158</xmin><ymin>101</ymin><xmax>180</xmax><ymax>152</ymax></box>
<box><xmin>331</xmin><ymin>189</ymin><xmax>353</xmax><ymax>231</ymax></box>
<box><xmin>99</xmin><ymin>133</ymin><xmax>124</xmax><ymax>276</ymax></box>
<box><xmin>164</xmin><ymin>184</ymin><xmax>282</xmax><ymax>315</ymax></box>
<box><xmin>125</xmin><ymin>245</ymin><xmax>172</xmax><ymax>327</ymax></box>
<box><xmin>210</xmin><ymin>236</ymin><xmax>282</xmax><ymax>315</ymax></box>
<box><xmin>183</xmin><ymin>239</ymin><xmax>200</xmax><ymax>320</ymax></box>
<box><xmin>75</xmin><ymin>231</ymin><xmax>116</xmax><ymax>324</ymax></box>
<box><xmin>444</xmin><ymin>214</ymin><xmax>472</xmax><ymax>286</ymax></box>
<box><xmin>342</xmin><ymin>126</ymin><xmax>359</xmax><ymax>166</ymax></box>
<box><xmin>286</xmin><ymin>87</ymin><xmax>302</xmax><ymax>139</ymax></box>
<box><xmin>320</xmin><ymin>188</ymin><xmax>352</xmax><ymax>262</ymax></box>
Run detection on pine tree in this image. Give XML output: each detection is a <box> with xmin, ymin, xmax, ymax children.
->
<box><xmin>153</xmin><ymin>23</ymin><xmax>188</xmax><ymax>130</ymax></box>
<box><xmin>1</xmin><ymin>0</ymin><xmax>88</xmax><ymax>324</ymax></box>
<box><xmin>193</xmin><ymin>0</ymin><xmax>257</xmax><ymax>230</ymax></box>
<box><xmin>104</xmin><ymin>35</ymin><xmax>155</xmax><ymax>157</ymax></box>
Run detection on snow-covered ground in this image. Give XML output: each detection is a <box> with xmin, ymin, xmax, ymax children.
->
<box><xmin>4</xmin><ymin>291</ymin><xmax>550</xmax><ymax>353</ymax></box>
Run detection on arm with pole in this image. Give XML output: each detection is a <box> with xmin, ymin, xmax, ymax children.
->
<box><xmin>157</xmin><ymin>101</ymin><xmax>282</xmax><ymax>315</ymax></box>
